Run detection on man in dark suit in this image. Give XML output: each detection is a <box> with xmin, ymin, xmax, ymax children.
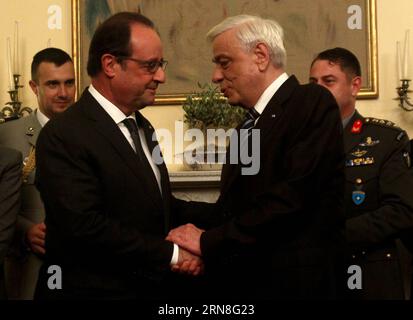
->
<box><xmin>34</xmin><ymin>12</ymin><xmax>202</xmax><ymax>299</ymax></box>
<box><xmin>167</xmin><ymin>15</ymin><xmax>345</xmax><ymax>299</ymax></box>
<box><xmin>0</xmin><ymin>147</ymin><xmax>22</xmax><ymax>299</ymax></box>
<box><xmin>309</xmin><ymin>47</ymin><xmax>413</xmax><ymax>299</ymax></box>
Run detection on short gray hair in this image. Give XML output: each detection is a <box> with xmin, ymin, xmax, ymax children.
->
<box><xmin>206</xmin><ymin>15</ymin><xmax>286</xmax><ymax>68</ymax></box>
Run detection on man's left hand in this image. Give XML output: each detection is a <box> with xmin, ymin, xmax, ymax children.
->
<box><xmin>166</xmin><ymin>223</ymin><xmax>204</xmax><ymax>256</ymax></box>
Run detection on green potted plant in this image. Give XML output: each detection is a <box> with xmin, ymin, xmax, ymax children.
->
<box><xmin>183</xmin><ymin>82</ymin><xmax>245</xmax><ymax>130</ymax></box>
<box><xmin>182</xmin><ymin>83</ymin><xmax>246</xmax><ymax>170</ymax></box>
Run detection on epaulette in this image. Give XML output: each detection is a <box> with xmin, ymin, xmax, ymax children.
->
<box><xmin>364</xmin><ymin>117</ymin><xmax>403</xmax><ymax>131</ymax></box>
<box><xmin>364</xmin><ymin>117</ymin><xmax>407</xmax><ymax>141</ymax></box>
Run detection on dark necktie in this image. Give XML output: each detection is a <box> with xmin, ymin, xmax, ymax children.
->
<box><xmin>241</xmin><ymin>108</ymin><xmax>261</xmax><ymax>131</ymax></box>
<box><xmin>122</xmin><ymin>118</ymin><xmax>146</xmax><ymax>163</ymax></box>
<box><xmin>122</xmin><ymin>117</ymin><xmax>165</xmax><ymax>199</ymax></box>
<box><xmin>239</xmin><ymin>108</ymin><xmax>261</xmax><ymax>145</ymax></box>
<box><xmin>225</xmin><ymin>108</ymin><xmax>260</xmax><ymax>165</ymax></box>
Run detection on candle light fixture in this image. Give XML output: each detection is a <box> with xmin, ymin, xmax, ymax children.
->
<box><xmin>1</xmin><ymin>23</ymin><xmax>32</xmax><ymax>123</ymax></box>
<box><xmin>1</xmin><ymin>74</ymin><xmax>32</xmax><ymax>123</ymax></box>
<box><xmin>395</xmin><ymin>79</ymin><xmax>413</xmax><ymax>111</ymax></box>
<box><xmin>395</xmin><ymin>30</ymin><xmax>413</xmax><ymax>111</ymax></box>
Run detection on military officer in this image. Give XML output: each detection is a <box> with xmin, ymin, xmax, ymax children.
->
<box><xmin>0</xmin><ymin>48</ymin><xmax>75</xmax><ymax>299</ymax></box>
<box><xmin>310</xmin><ymin>47</ymin><xmax>413</xmax><ymax>299</ymax></box>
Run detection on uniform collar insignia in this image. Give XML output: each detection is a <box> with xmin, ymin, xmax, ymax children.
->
<box><xmin>26</xmin><ymin>127</ymin><xmax>35</xmax><ymax>136</ymax></box>
<box><xmin>351</xmin><ymin>119</ymin><xmax>363</xmax><ymax>134</ymax></box>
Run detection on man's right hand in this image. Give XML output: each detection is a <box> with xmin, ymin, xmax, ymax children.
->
<box><xmin>171</xmin><ymin>247</ymin><xmax>204</xmax><ymax>276</ymax></box>
<box><xmin>26</xmin><ymin>222</ymin><xmax>46</xmax><ymax>255</ymax></box>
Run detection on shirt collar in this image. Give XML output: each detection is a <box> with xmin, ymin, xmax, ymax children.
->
<box><xmin>36</xmin><ymin>108</ymin><xmax>50</xmax><ymax>128</ymax></box>
<box><xmin>88</xmin><ymin>84</ymin><xmax>136</xmax><ymax>124</ymax></box>
<box><xmin>342</xmin><ymin>109</ymin><xmax>356</xmax><ymax>128</ymax></box>
<box><xmin>253</xmin><ymin>72</ymin><xmax>289</xmax><ymax>115</ymax></box>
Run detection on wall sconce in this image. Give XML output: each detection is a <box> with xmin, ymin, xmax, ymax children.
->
<box><xmin>0</xmin><ymin>74</ymin><xmax>32</xmax><ymax>123</ymax></box>
<box><xmin>396</xmin><ymin>79</ymin><xmax>413</xmax><ymax>111</ymax></box>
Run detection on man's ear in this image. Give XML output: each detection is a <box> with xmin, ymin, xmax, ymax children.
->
<box><xmin>101</xmin><ymin>54</ymin><xmax>118</xmax><ymax>78</ymax></box>
<box><xmin>29</xmin><ymin>80</ymin><xmax>38</xmax><ymax>95</ymax></box>
<box><xmin>351</xmin><ymin>76</ymin><xmax>362</xmax><ymax>97</ymax></box>
<box><xmin>254</xmin><ymin>42</ymin><xmax>271</xmax><ymax>71</ymax></box>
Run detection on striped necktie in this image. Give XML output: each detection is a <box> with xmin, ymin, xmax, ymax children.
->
<box><xmin>241</xmin><ymin>108</ymin><xmax>261</xmax><ymax>131</ymax></box>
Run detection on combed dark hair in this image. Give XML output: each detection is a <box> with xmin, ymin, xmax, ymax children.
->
<box><xmin>87</xmin><ymin>12</ymin><xmax>155</xmax><ymax>77</ymax></box>
<box><xmin>311</xmin><ymin>47</ymin><xmax>361</xmax><ymax>78</ymax></box>
<box><xmin>31</xmin><ymin>48</ymin><xmax>72</xmax><ymax>82</ymax></box>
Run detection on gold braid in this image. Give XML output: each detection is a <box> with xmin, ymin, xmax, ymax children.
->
<box><xmin>22</xmin><ymin>146</ymin><xmax>36</xmax><ymax>183</ymax></box>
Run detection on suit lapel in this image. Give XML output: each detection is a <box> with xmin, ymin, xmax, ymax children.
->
<box><xmin>220</xmin><ymin>76</ymin><xmax>296</xmax><ymax>195</ymax></box>
<box><xmin>344</xmin><ymin>111</ymin><xmax>364</xmax><ymax>153</ymax></box>
<box><xmin>136</xmin><ymin>111</ymin><xmax>171</xmax><ymax>232</ymax></box>
<box><xmin>257</xmin><ymin>75</ymin><xmax>297</xmax><ymax>146</ymax></box>
<box><xmin>79</xmin><ymin>90</ymin><xmax>163</xmax><ymax>211</ymax></box>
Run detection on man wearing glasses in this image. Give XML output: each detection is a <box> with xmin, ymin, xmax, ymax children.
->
<box><xmin>34</xmin><ymin>12</ymin><xmax>202</xmax><ymax>300</ymax></box>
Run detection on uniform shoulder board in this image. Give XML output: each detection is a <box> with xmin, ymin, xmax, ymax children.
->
<box><xmin>364</xmin><ymin>117</ymin><xmax>403</xmax><ymax>132</ymax></box>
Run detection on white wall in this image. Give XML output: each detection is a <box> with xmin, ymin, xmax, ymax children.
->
<box><xmin>0</xmin><ymin>0</ymin><xmax>72</xmax><ymax>110</ymax></box>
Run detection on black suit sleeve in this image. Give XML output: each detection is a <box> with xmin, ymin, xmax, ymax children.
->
<box><xmin>35</xmin><ymin>124</ymin><xmax>173</xmax><ymax>270</ymax></box>
<box><xmin>171</xmin><ymin>197</ymin><xmax>220</xmax><ymax>229</ymax></box>
<box><xmin>346</xmin><ymin>135</ymin><xmax>413</xmax><ymax>247</ymax></box>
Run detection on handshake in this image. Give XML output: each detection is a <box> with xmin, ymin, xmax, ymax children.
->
<box><xmin>166</xmin><ymin>223</ymin><xmax>205</xmax><ymax>277</ymax></box>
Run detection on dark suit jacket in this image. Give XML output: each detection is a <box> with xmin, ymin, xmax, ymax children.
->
<box><xmin>344</xmin><ymin>111</ymin><xmax>413</xmax><ymax>299</ymax></box>
<box><xmin>199</xmin><ymin>76</ymin><xmax>346</xmax><ymax>299</ymax></box>
<box><xmin>34</xmin><ymin>89</ymin><xmax>188</xmax><ymax>299</ymax></box>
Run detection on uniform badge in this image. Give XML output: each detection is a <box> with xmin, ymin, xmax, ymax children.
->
<box><xmin>351</xmin><ymin>149</ymin><xmax>368</xmax><ymax>157</ymax></box>
<box><xmin>352</xmin><ymin>191</ymin><xmax>366</xmax><ymax>205</ymax></box>
<box><xmin>352</xmin><ymin>178</ymin><xmax>365</xmax><ymax>205</ymax></box>
<box><xmin>346</xmin><ymin>157</ymin><xmax>375</xmax><ymax>167</ymax></box>
<box><xmin>351</xmin><ymin>120</ymin><xmax>363</xmax><ymax>134</ymax></box>
<box><xmin>397</xmin><ymin>131</ymin><xmax>406</xmax><ymax>141</ymax></box>
<box><xmin>359</xmin><ymin>136</ymin><xmax>380</xmax><ymax>147</ymax></box>
<box><xmin>26</xmin><ymin>127</ymin><xmax>35</xmax><ymax>136</ymax></box>
<box><xmin>404</xmin><ymin>152</ymin><xmax>411</xmax><ymax>168</ymax></box>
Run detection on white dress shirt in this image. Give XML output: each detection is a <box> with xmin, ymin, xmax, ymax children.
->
<box><xmin>36</xmin><ymin>108</ymin><xmax>49</xmax><ymax>128</ymax></box>
<box><xmin>253</xmin><ymin>72</ymin><xmax>289</xmax><ymax>117</ymax></box>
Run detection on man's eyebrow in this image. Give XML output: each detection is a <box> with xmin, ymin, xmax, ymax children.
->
<box><xmin>45</xmin><ymin>80</ymin><xmax>60</xmax><ymax>85</ymax></box>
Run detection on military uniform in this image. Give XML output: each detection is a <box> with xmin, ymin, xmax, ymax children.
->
<box><xmin>0</xmin><ymin>111</ymin><xmax>44</xmax><ymax>300</ymax></box>
<box><xmin>343</xmin><ymin>110</ymin><xmax>413</xmax><ymax>299</ymax></box>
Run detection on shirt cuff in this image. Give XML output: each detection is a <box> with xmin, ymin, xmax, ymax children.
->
<box><xmin>170</xmin><ymin>243</ymin><xmax>179</xmax><ymax>265</ymax></box>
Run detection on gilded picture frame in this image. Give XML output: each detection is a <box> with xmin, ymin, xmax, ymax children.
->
<box><xmin>72</xmin><ymin>0</ymin><xmax>378</xmax><ymax>105</ymax></box>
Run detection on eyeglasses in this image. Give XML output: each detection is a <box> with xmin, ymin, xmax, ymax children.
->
<box><xmin>117</xmin><ymin>56</ymin><xmax>168</xmax><ymax>74</ymax></box>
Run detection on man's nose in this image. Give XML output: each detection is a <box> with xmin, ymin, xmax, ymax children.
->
<box><xmin>57</xmin><ymin>84</ymin><xmax>68</xmax><ymax>97</ymax></box>
<box><xmin>153</xmin><ymin>66</ymin><xmax>166</xmax><ymax>83</ymax></box>
<box><xmin>212</xmin><ymin>66</ymin><xmax>223</xmax><ymax>84</ymax></box>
